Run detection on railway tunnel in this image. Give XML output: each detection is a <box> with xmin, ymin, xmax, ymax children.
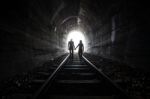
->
<box><xmin>0</xmin><ymin>0</ymin><xmax>150</xmax><ymax>98</ymax></box>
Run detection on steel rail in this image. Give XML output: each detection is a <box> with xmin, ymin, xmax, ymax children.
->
<box><xmin>33</xmin><ymin>54</ymin><xmax>70</xmax><ymax>99</ymax></box>
<box><xmin>33</xmin><ymin>54</ymin><xmax>130</xmax><ymax>99</ymax></box>
<box><xmin>82</xmin><ymin>55</ymin><xmax>129</xmax><ymax>97</ymax></box>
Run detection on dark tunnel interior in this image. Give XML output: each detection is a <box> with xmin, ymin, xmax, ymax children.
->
<box><xmin>0</xmin><ymin>0</ymin><xmax>150</xmax><ymax>97</ymax></box>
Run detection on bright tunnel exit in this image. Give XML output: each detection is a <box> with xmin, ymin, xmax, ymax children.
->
<box><xmin>66</xmin><ymin>30</ymin><xmax>86</xmax><ymax>52</ymax></box>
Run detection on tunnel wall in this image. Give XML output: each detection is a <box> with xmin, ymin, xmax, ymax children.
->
<box><xmin>86</xmin><ymin>1</ymin><xmax>150</xmax><ymax>71</ymax></box>
<box><xmin>0</xmin><ymin>0</ymin><xmax>66</xmax><ymax>81</ymax></box>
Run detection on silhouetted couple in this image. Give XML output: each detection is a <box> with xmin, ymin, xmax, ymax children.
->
<box><xmin>68</xmin><ymin>39</ymin><xmax>84</xmax><ymax>58</ymax></box>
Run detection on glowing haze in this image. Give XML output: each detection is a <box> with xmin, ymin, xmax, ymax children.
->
<box><xmin>66</xmin><ymin>30</ymin><xmax>86</xmax><ymax>52</ymax></box>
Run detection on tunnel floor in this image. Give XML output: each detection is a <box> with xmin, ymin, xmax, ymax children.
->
<box><xmin>0</xmin><ymin>53</ymin><xmax>150</xmax><ymax>99</ymax></box>
<box><xmin>42</xmin><ymin>53</ymin><xmax>123</xmax><ymax>97</ymax></box>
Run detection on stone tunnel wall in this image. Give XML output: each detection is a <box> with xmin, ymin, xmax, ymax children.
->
<box><xmin>85</xmin><ymin>1</ymin><xmax>150</xmax><ymax>71</ymax></box>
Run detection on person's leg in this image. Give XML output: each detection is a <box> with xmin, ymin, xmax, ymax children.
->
<box><xmin>72</xmin><ymin>49</ymin><xmax>74</xmax><ymax>54</ymax></box>
<box><xmin>79</xmin><ymin>49</ymin><xmax>82</xmax><ymax>57</ymax></box>
<box><xmin>78</xmin><ymin>50</ymin><xmax>81</xmax><ymax>58</ymax></box>
<box><xmin>69</xmin><ymin>50</ymin><xmax>71</xmax><ymax>58</ymax></box>
<box><xmin>80</xmin><ymin>52</ymin><xmax>82</xmax><ymax>57</ymax></box>
<box><xmin>81</xmin><ymin>49</ymin><xmax>83</xmax><ymax>56</ymax></box>
<box><xmin>71</xmin><ymin>49</ymin><xmax>74</xmax><ymax>58</ymax></box>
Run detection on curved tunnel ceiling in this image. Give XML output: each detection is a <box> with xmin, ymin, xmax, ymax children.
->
<box><xmin>0</xmin><ymin>0</ymin><xmax>110</xmax><ymax>40</ymax></box>
<box><xmin>51</xmin><ymin>0</ymin><xmax>106</xmax><ymax>35</ymax></box>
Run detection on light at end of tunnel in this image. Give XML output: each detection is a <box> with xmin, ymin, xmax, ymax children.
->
<box><xmin>66</xmin><ymin>30</ymin><xmax>86</xmax><ymax>52</ymax></box>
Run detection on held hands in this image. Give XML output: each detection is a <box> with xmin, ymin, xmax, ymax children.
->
<box><xmin>74</xmin><ymin>47</ymin><xmax>76</xmax><ymax>50</ymax></box>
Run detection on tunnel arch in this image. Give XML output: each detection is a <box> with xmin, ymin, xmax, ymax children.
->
<box><xmin>0</xmin><ymin>0</ymin><xmax>149</xmax><ymax>83</ymax></box>
<box><xmin>53</xmin><ymin>14</ymin><xmax>91</xmax><ymax>53</ymax></box>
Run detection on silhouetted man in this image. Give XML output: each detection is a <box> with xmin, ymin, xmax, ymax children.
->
<box><xmin>75</xmin><ymin>40</ymin><xmax>84</xmax><ymax>58</ymax></box>
<box><xmin>68</xmin><ymin>39</ymin><xmax>75</xmax><ymax>56</ymax></box>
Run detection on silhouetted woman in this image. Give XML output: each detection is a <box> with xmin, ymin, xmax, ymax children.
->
<box><xmin>75</xmin><ymin>40</ymin><xmax>84</xmax><ymax>58</ymax></box>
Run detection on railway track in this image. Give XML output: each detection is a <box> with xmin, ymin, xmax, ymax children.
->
<box><xmin>32</xmin><ymin>53</ymin><xmax>129</xmax><ymax>99</ymax></box>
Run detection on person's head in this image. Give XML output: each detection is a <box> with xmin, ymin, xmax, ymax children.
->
<box><xmin>80</xmin><ymin>40</ymin><xmax>82</xmax><ymax>43</ymax></box>
<box><xmin>70</xmin><ymin>39</ymin><xmax>73</xmax><ymax>41</ymax></box>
